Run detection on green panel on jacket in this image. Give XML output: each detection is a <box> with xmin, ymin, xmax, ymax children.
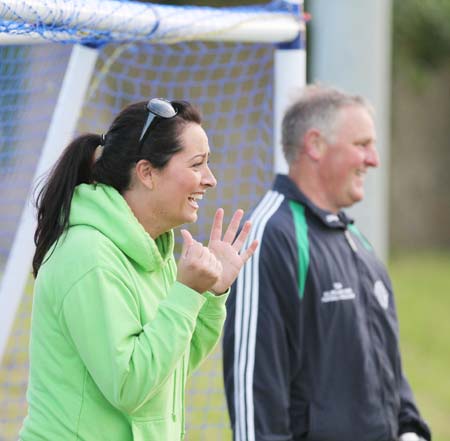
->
<box><xmin>289</xmin><ymin>200</ymin><xmax>309</xmax><ymax>300</ymax></box>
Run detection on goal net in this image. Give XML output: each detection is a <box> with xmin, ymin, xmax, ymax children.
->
<box><xmin>0</xmin><ymin>1</ymin><xmax>304</xmax><ymax>439</ymax></box>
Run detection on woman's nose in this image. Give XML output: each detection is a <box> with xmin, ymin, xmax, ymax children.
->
<box><xmin>202</xmin><ymin>165</ymin><xmax>217</xmax><ymax>188</ymax></box>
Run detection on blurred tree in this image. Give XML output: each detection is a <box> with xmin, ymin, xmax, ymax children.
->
<box><xmin>394</xmin><ymin>0</ymin><xmax>450</xmax><ymax>72</ymax></box>
<box><xmin>391</xmin><ymin>0</ymin><xmax>450</xmax><ymax>251</ymax></box>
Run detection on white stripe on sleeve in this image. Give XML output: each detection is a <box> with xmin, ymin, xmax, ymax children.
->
<box><xmin>233</xmin><ymin>190</ymin><xmax>284</xmax><ymax>441</ymax></box>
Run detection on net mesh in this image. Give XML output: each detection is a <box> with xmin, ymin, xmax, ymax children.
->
<box><xmin>0</xmin><ymin>39</ymin><xmax>275</xmax><ymax>440</ymax></box>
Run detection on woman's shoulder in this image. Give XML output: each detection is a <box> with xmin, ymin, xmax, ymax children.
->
<box><xmin>62</xmin><ymin>224</ymin><xmax>122</xmax><ymax>260</ymax></box>
<box><xmin>36</xmin><ymin>225</ymin><xmax>133</xmax><ymax>309</ymax></box>
<box><xmin>40</xmin><ymin>225</ymin><xmax>128</xmax><ymax>285</ymax></box>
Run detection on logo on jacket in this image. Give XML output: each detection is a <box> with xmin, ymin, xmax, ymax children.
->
<box><xmin>373</xmin><ymin>280</ymin><xmax>389</xmax><ymax>309</ymax></box>
<box><xmin>325</xmin><ymin>214</ymin><xmax>340</xmax><ymax>223</ymax></box>
<box><xmin>321</xmin><ymin>282</ymin><xmax>356</xmax><ymax>303</ymax></box>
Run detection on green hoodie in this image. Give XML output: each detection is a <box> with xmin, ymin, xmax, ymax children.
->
<box><xmin>20</xmin><ymin>184</ymin><xmax>228</xmax><ymax>441</ymax></box>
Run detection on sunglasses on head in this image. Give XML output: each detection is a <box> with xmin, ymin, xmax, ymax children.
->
<box><xmin>138</xmin><ymin>98</ymin><xmax>178</xmax><ymax>145</ymax></box>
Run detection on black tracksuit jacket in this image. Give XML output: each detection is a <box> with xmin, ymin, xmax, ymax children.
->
<box><xmin>223</xmin><ymin>174</ymin><xmax>431</xmax><ymax>441</ymax></box>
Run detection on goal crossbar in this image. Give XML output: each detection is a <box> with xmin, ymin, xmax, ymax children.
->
<box><xmin>0</xmin><ymin>0</ymin><xmax>303</xmax><ymax>45</ymax></box>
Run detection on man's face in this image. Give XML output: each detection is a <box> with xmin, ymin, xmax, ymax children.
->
<box><xmin>319</xmin><ymin>105</ymin><xmax>378</xmax><ymax>212</ymax></box>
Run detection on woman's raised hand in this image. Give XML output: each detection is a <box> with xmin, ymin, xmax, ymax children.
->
<box><xmin>177</xmin><ymin>229</ymin><xmax>222</xmax><ymax>294</ymax></box>
<box><xmin>207</xmin><ymin>208</ymin><xmax>258</xmax><ymax>295</ymax></box>
<box><xmin>177</xmin><ymin>209</ymin><xmax>258</xmax><ymax>295</ymax></box>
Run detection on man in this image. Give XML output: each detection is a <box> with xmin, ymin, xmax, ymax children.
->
<box><xmin>222</xmin><ymin>85</ymin><xmax>431</xmax><ymax>441</ymax></box>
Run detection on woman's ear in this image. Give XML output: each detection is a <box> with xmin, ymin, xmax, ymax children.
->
<box><xmin>135</xmin><ymin>159</ymin><xmax>155</xmax><ymax>190</ymax></box>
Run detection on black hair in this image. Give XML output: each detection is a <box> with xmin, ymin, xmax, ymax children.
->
<box><xmin>32</xmin><ymin>99</ymin><xmax>202</xmax><ymax>277</ymax></box>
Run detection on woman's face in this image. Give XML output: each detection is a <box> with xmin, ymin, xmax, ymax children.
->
<box><xmin>150</xmin><ymin>122</ymin><xmax>217</xmax><ymax>231</ymax></box>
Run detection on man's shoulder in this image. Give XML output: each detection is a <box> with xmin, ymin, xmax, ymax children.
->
<box><xmin>256</xmin><ymin>210</ymin><xmax>299</xmax><ymax>255</ymax></box>
<box><xmin>249</xmin><ymin>189</ymin><xmax>289</xmax><ymax>216</ymax></box>
<box><xmin>249</xmin><ymin>193</ymin><xmax>290</xmax><ymax>227</ymax></box>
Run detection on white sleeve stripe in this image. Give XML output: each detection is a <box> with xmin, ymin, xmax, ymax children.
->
<box><xmin>233</xmin><ymin>190</ymin><xmax>285</xmax><ymax>441</ymax></box>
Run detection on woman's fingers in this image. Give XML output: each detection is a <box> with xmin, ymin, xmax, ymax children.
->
<box><xmin>209</xmin><ymin>208</ymin><xmax>245</xmax><ymax>245</ymax></box>
<box><xmin>209</xmin><ymin>208</ymin><xmax>224</xmax><ymax>243</ymax></box>
<box><xmin>222</xmin><ymin>209</ymin><xmax>244</xmax><ymax>244</ymax></box>
<box><xmin>178</xmin><ymin>231</ymin><xmax>219</xmax><ymax>293</ymax></box>
<box><xmin>181</xmin><ymin>229</ymin><xmax>205</xmax><ymax>260</ymax></box>
<box><xmin>180</xmin><ymin>210</ymin><xmax>259</xmax><ymax>295</ymax></box>
<box><xmin>240</xmin><ymin>239</ymin><xmax>259</xmax><ymax>263</ymax></box>
<box><xmin>231</xmin><ymin>220</ymin><xmax>252</xmax><ymax>251</ymax></box>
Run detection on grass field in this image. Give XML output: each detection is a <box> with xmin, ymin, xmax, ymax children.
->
<box><xmin>390</xmin><ymin>250</ymin><xmax>450</xmax><ymax>441</ymax></box>
<box><xmin>1</xmin><ymin>251</ymin><xmax>449</xmax><ymax>441</ymax></box>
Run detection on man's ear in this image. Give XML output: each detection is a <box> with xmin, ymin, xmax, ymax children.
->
<box><xmin>135</xmin><ymin>159</ymin><xmax>155</xmax><ymax>190</ymax></box>
<box><xmin>303</xmin><ymin>129</ymin><xmax>326</xmax><ymax>161</ymax></box>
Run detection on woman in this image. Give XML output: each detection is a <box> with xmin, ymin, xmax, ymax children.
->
<box><xmin>20</xmin><ymin>99</ymin><xmax>258</xmax><ymax>440</ymax></box>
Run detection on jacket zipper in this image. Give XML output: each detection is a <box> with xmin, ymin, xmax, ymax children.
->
<box><xmin>172</xmin><ymin>356</ymin><xmax>186</xmax><ymax>439</ymax></box>
<box><xmin>344</xmin><ymin>229</ymin><xmax>358</xmax><ymax>252</ymax></box>
<box><xmin>181</xmin><ymin>356</ymin><xmax>186</xmax><ymax>439</ymax></box>
<box><xmin>163</xmin><ymin>259</ymin><xmax>186</xmax><ymax>438</ymax></box>
<box><xmin>172</xmin><ymin>367</ymin><xmax>177</xmax><ymax>422</ymax></box>
<box><xmin>345</xmin><ymin>227</ymin><xmax>391</xmax><ymax>436</ymax></box>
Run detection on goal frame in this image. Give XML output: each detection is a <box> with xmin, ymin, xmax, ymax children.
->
<box><xmin>0</xmin><ymin>0</ymin><xmax>306</xmax><ymax>363</ymax></box>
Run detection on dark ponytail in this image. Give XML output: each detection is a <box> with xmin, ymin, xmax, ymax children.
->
<box><xmin>32</xmin><ymin>134</ymin><xmax>101</xmax><ymax>277</ymax></box>
<box><xmin>32</xmin><ymin>99</ymin><xmax>202</xmax><ymax>277</ymax></box>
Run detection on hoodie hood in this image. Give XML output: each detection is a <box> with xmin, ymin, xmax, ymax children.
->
<box><xmin>69</xmin><ymin>183</ymin><xmax>174</xmax><ymax>272</ymax></box>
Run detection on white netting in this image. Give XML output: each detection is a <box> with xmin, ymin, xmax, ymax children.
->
<box><xmin>0</xmin><ymin>1</ymin><xmax>305</xmax><ymax>439</ymax></box>
<box><xmin>0</xmin><ymin>39</ymin><xmax>275</xmax><ymax>441</ymax></box>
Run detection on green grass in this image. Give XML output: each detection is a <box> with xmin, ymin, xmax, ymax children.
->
<box><xmin>390</xmin><ymin>251</ymin><xmax>450</xmax><ymax>441</ymax></box>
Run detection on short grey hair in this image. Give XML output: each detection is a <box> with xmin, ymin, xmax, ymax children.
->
<box><xmin>281</xmin><ymin>84</ymin><xmax>372</xmax><ymax>165</ymax></box>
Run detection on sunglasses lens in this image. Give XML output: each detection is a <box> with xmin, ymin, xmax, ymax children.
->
<box><xmin>139</xmin><ymin>98</ymin><xmax>178</xmax><ymax>145</ymax></box>
<box><xmin>147</xmin><ymin>98</ymin><xmax>177</xmax><ymax>118</ymax></box>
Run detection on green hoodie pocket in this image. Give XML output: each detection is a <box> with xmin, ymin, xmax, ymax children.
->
<box><xmin>130</xmin><ymin>366</ymin><xmax>181</xmax><ymax>440</ymax></box>
<box><xmin>131</xmin><ymin>415</ymin><xmax>177</xmax><ymax>441</ymax></box>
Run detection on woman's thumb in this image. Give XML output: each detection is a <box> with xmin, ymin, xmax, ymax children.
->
<box><xmin>180</xmin><ymin>229</ymin><xmax>194</xmax><ymax>257</ymax></box>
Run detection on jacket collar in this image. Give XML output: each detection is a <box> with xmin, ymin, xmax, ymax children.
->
<box><xmin>273</xmin><ymin>174</ymin><xmax>353</xmax><ymax>229</ymax></box>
